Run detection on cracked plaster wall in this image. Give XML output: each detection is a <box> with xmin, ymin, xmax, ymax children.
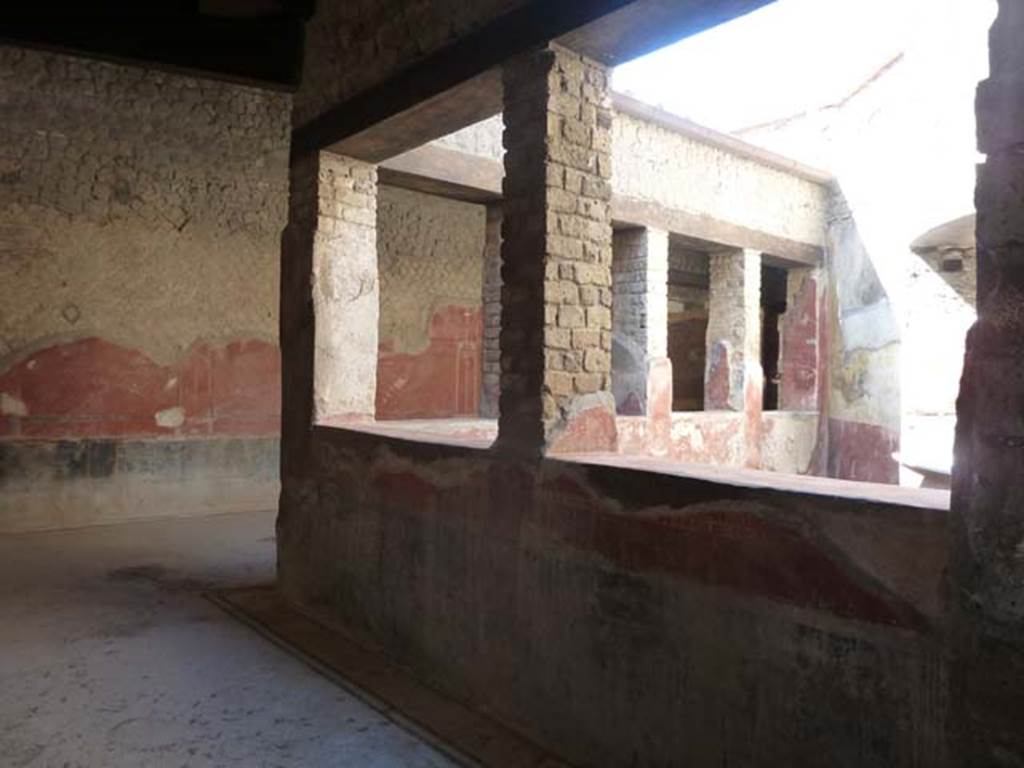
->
<box><xmin>0</xmin><ymin>48</ymin><xmax>290</xmax><ymax>367</ymax></box>
<box><xmin>0</xmin><ymin>47</ymin><xmax>289</xmax><ymax>530</ymax></box>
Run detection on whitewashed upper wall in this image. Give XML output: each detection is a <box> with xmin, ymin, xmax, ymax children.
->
<box><xmin>431</xmin><ymin>95</ymin><xmax>830</xmax><ymax>250</ymax></box>
<box><xmin>610</xmin><ymin>108</ymin><xmax>829</xmax><ymax>248</ymax></box>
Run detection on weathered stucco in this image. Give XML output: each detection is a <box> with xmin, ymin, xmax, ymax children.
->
<box><xmin>430</xmin><ymin>98</ymin><xmax>830</xmax><ymax>254</ymax></box>
<box><xmin>378</xmin><ymin>187</ymin><xmax>485</xmax><ymax>354</ymax></box>
<box><xmin>375</xmin><ymin>186</ymin><xmax>486</xmax><ymax>419</ymax></box>
<box><xmin>279</xmin><ymin>426</ymin><xmax>951</xmax><ymax>768</ymax></box>
<box><xmin>823</xmin><ymin>190</ymin><xmax>901</xmax><ymax>482</ymax></box>
<box><xmin>0</xmin><ymin>49</ymin><xmax>288</xmax><ymax>366</ymax></box>
<box><xmin>612</xmin><ymin>110</ymin><xmax>828</xmax><ymax>248</ymax></box>
<box><xmin>0</xmin><ymin>47</ymin><xmax>290</xmax><ymax>530</ymax></box>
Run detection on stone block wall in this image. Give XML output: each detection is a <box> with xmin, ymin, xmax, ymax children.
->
<box><xmin>951</xmin><ymin>1</ymin><xmax>1024</xmax><ymax>759</ymax></box>
<box><xmin>0</xmin><ymin>47</ymin><xmax>289</xmax><ymax>531</ymax></box>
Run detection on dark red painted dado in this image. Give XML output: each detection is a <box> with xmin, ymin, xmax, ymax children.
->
<box><xmin>376</xmin><ymin>305</ymin><xmax>482</xmax><ymax>420</ymax></box>
<box><xmin>827</xmin><ymin>418</ymin><xmax>899</xmax><ymax>484</ymax></box>
<box><xmin>0</xmin><ymin>337</ymin><xmax>280</xmax><ymax>438</ymax></box>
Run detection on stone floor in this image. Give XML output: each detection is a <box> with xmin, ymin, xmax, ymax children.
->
<box><xmin>0</xmin><ymin>510</ymin><xmax>459</xmax><ymax>768</ymax></box>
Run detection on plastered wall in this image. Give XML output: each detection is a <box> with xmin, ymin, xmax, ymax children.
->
<box><xmin>430</xmin><ymin>105</ymin><xmax>829</xmax><ymax>252</ymax></box>
<box><xmin>376</xmin><ymin>186</ymin><xmax>486</xmax><ymax>418</ymax></box>
<box><xmin>0</xmin><ymin>48</ymin><xmax>290</xmax><ymax>531</ymax></box>
<box><xmin>612</xmin><ymin>111</ymin><xmax>828</xmax><ymax>248</ymax></box>
<box><xmin>823</xmin><ymin>191</ymin><xmax>902</xmax><ymax>482</ymax></box>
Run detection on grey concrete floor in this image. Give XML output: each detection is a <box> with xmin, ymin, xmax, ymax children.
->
<box><xmin>0</xmin><ymin>510</ymin><xmax>459</xmax><ymax>768</ymax></box>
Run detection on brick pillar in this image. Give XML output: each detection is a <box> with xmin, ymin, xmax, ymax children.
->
<box><xmin>612</xmin><ymin>227</ymin><xmax>672</xmax><ymax>453</ymax></box>
<box><xmin>496</xmin><ymin>43</ymin><xmax>616</xmax><ymax>456</ymax></box>
<box><xmin>291</xmin><ymin>151</ymin><xmax>378</xmax><ymax>425</ymax></box>
<box><xmin>612</xmin><ymin>227</ymin><xmax>670</xmax><ymax>412</ymax></box>
<box><xmin>705</xmin><ymin>249</ymin><xmax>762</xmax><ymax>412</ymax></box>
<box><xmin>705</xmin><ymin>248</ymin><xmax>762</xmax><ymax>466</ymax></box>
<box><xmin>278</xmin><ymin>151</ymin><xmax>378</xmax><ymax>480</ymax></box>
<box><xmin>951</xmin><ymin>2</ymin><xmax>1024</xmax><ymax>762</ymax></box>
<box><xmin>779</xmin><ymin>266</ymin><xmax>820</xmax><ymax>411</ymax></box>
<box><xmin>480</xmin><ymin>203</ymin><xmax>502</xmax><ymax>418</ymax></box>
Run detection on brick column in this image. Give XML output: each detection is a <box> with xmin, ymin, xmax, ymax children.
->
<box><xmin>612</xmin><ymin>227</ymin><xmax>670</xmax><ymax>413</ymax></box>
<box><xmin>705</xmin><ymin>248</ymin><xmax>762</xmax><ymax>467</ymax></box>
<box><xmin>951</xmin><ymin>2</ymin><xmax>1024</xmax><ymax>762</ymax></box>
<box><xmin>612</xmin><ymin>227</ymin><xmax>672</xmax><ymax>454</ymax></box>
<box><xmin>496</xmin><ymin>44</ymin><xmax>616</xmax><ymax>456</ymax></box>
<box><xmin>278</xmin><ymin>151</ymin><xmax>378</xmax><ymax>480</ymax></box>
<box><xmin>287</xmin><ymin>151</ymin><xmax>379</xmax><ymax>426</ymax></box>
<box><xmin>705</xmin><ymin>249</ymin><xmax>762</xmax><ymax>412</ymax></box>
<box><xmin>480</xmin><ymin>203</ymin><xmax>502</xmax><ymax>418</ymax></box>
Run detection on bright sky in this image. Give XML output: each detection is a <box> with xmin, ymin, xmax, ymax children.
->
<box><xmin>612</xmin><ymin>0</ymin><xmax>990</xmax><ymax>134</ymax></box>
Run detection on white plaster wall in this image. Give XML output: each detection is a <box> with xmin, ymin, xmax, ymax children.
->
<box><xmin>434</xmin><ymin>115</ymin><xmax>505</xmax><ymax>160</ymax></box>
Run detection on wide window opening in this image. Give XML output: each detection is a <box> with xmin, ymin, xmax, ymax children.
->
<box><xmin>309</xmin><ymin>0</ymin><xmax>994</xmax><ymax>484</ymax></box>
<box><xmin>602</xmin><ymin>0</ymin><xmax>995</xmax><ymax>486</ymax></box>
<box><xmin>366</xmin><ymin>118</ymin><xmax>505</xmax><ymax>445</ymax></box>
<box><xmin>375</xmin><ymin>187</ymin><xmax>486</xmax><ymax>422</ymax></box>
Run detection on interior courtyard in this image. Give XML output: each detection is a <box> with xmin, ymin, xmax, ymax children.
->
<box><xmin>1</xmin><ymin>0</ymin><xmax>1022</xmax><ymax>765</ymax></box>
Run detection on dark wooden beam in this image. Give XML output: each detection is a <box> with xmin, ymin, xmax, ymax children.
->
<box><xmin>329</xmin><ymin>69</ymin><xmax>504</xmax><ymax>164</ymax></box>
<box><xmin>379</xmin><ymin>144</ymin><xmax>503</xmax><ymax>204</ymax></box>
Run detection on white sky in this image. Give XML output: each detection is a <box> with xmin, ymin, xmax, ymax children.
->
<box><xmin>611</xmin><ymin>0</ymin><xmax>989</xmax><ymax>134</ymax></box>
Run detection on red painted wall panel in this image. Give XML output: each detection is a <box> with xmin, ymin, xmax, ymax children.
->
<box><xmin>0</xmin><ymin>337</ymin><xmax>280</xmax><ymax>438</ymax></box>
<box><xmin>781</xmin><ymin>275</ymin><xmax>819</xmax><ymax>411</ymax></box>
<box><xmin>376</xmin><ymin>305</ymin><xmax>482</xmax><ymax>420</ymax></box>
<box><xmin>827</xmin><ymin>418</ymin><xmax>899</xmax><ymax>484</ymax></box>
